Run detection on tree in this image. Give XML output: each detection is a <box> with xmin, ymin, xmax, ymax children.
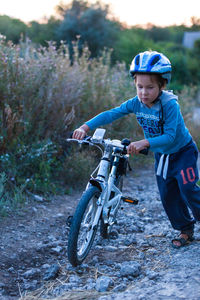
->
<box><xmin>191</xmin><ymin>17</ymin><xmax>200</xmax><ymax>30</ymax></box>
<box><xmin>0</xmin><ymin>15</ymin><xmax>28</xmax><ymax>43</ymax></box>
<box><xmin>112</xmin><ymin>28</ymin><xmax>154</xmax><ymax>66</ymax></box>
<box><xmin>28</xmin><ymin>17</ymin><xmax>61</xmax><ymax>45</ymax></box>
<box><xmin>56</xmin><ymin>0</ymin><xmax>119</xmax><ymax>57</ymax></box>
<box><xmin>146</xmin><ymin>25</ymin><xmax>171</xmax><ymax>42</ymax></box>
<box><xmin>194</xmin><ymin>39</ymin><xmax>200</xmax><ymax>56</ymax></box>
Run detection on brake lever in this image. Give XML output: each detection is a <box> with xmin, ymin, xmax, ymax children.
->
<box><xmin>121</xmin><ymin>138</ymin><xmax>149</xmax><ymax>155</ymax></box>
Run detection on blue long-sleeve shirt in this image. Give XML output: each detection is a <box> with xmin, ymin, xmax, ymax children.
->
<box><xmin>85</xmin><ymin>90</ymin><xmax>192</xmax><ymax>154</ymax></box>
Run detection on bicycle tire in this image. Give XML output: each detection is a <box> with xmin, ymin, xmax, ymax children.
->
<box><xmin>67</xmin><ymin>186</ymin><xmax>101</xmax><ymax>266</ymax></box>
<box><xmin>100</xmin><ymin>175</ymin><xmax>123</xmax><ymax>238</ymax></box>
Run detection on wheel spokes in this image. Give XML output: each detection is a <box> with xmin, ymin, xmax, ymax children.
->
<box><xmin>77</xmin><ymin>198</ymin><xmax>97</xmax><ymax>256</ymax></box>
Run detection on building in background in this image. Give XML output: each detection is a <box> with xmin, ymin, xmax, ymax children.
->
<box><xmin>183</xmin><ymin>32</ymin><xmax>200</xmax><ymax>49</ymax></box>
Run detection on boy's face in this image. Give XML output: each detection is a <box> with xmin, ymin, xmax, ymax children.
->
<box><xmin>135</xmin><ymin>74</ymin><xmax>163</xmax><ymax>108</ymax></box>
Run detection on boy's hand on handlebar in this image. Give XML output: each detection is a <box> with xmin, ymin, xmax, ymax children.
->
<box><xmin>72</xmin><ymin>124</ymin><xmax>90</xmax><ymax>140</ymax></box>
<box><xmin>72</xmin><ymin>128</ymin><xmax>86</xmax><ymax>140</ymax></box>
<box><xmin>127</xmin><ymin>139</ymin><xmax>149</xmax><ymax>155</ymax></box>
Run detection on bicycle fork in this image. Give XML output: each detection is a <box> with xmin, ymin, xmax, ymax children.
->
<box><xmin>89</xmin><ymin>148</ymin><xmax>111</xmax><ymax>230</ymax></box>
<box><xmin>101</xmin><ymin>154</ymin><xmax>122</xmax><ymax>225</ymax></box>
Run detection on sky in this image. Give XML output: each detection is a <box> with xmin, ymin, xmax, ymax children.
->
<box><xmin>0</xmin><ymin>0</ymin><xmax>199</xmax><ymax>27</ymax></box>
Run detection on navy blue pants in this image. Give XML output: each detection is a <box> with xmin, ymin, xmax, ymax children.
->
<box><xmin>155</xmin><ymin>140</ymin><xmax>200</xmax><ymax>232</ymax></box>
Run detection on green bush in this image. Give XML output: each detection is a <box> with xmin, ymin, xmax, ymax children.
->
<box><xmin>0</xmin><ymin>140</ymin><xmax>63</xmax><ymax>193</ymax></box>
<box><xmin>0</xmin><ymin>172</ymin><xmax>27</xmax><ymax>216</ymax></box>
<box><xmin>61</xmin><ymin>146</ymin><xmax>100</xmax><ymax>188</ymax></box>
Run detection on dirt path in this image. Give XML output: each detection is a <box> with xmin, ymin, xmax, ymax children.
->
<box><xmin>0</xmin><ymin>189</ymin><xmax>81</xmax><ymax>299</ymax></box>
<box><xmin>0</xmin><ymin>160</ymin><xmax>200</xmax><ymax>300</ymax></box>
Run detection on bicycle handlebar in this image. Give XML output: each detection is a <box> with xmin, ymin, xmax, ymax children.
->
<box><xmin>66</xmin><ymin>136</ymin><xmax>149</xmax><ymax>155</ymax></box>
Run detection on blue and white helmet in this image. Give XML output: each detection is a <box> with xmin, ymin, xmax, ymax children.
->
<box><xmin>130</xmin><ymin>51</ymin><xmax>172</xmax><ymax>83</ymax></box>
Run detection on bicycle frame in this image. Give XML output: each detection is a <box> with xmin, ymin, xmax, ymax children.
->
<box><xmin>88</xmin><ymin>143</ymin><xmax>123</xmax><ymax>229</ymax></box>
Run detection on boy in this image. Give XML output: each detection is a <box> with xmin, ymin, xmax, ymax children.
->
<box><xmin>73</xmin><ymin>51</ymin><xmax>200</xmax><ymax>248</ymax></box>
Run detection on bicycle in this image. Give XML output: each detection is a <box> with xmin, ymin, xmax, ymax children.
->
<box><xmin>67</xmin><ymin>128</ymin><xmax>148</xmax><ymax>267</ymax></box>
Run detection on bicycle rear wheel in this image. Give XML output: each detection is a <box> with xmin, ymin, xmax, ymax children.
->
<box><xmin>100</xmin><ymin>175</ymin><xmax>123</xmax><ymax>238</ymax></box>
<box><xmin>68</xmin><ymin>186</ymin><xmax>101</xmax><ymax>266</ymax></box>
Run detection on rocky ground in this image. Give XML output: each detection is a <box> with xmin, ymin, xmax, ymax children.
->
<box><xmin>0</xmin><ymin>160</ymin><xmax>200</xmax><ymax>300</ymax></box>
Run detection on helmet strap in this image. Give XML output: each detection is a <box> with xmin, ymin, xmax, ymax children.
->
<box><xmin>158</xmin><ymin>97</ymin><xmax>164</xmax><ymax>135</ymax></box>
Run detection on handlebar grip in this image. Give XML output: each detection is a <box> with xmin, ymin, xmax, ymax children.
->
<box><xmin>69</xmin><ymin>131</ymin><xmax>89</xmax><ymax>140</ymax></box>
<box><xmin>68</xmin><ymin>131</ymin><xmax>91</xmax><ymax>141</ymax></box>
<box><xmin>139</xmin><ymin>148</ymin><xmax>149</xmax><ymax>155</ymax></box>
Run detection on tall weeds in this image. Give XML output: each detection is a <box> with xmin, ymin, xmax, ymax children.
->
<box><xmin>0</xmin><ymin>36</ymin><xmax>199</xmax><ymax>213</ymax></box>
<box><xmin>0</xmin><ymin>38</ymin><xmax>86</xmax><ymax>149</ymax></box>
<box><xmin>177</xmin><ymin>85</ymin><xmax>200</xmax><ymax>148</ymax></box>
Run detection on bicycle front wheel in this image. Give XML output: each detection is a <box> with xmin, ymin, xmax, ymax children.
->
<box><xmin>68</xmin><ymin>186</ymin><xmax>101</xmax><ymax>266</ymax></box>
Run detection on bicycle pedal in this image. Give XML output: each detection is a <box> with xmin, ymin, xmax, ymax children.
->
<box><xmin>121</xmin><ymin>196</ymin><xmax>139</xmax><ymax>205</ymax></box>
